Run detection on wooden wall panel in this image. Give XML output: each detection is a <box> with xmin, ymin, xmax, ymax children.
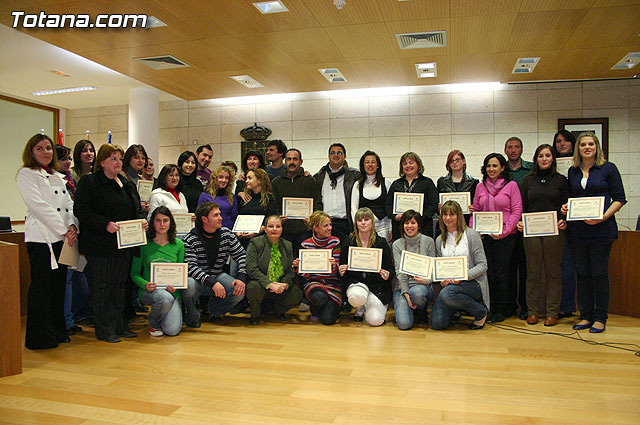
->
<box><xmin>609</xmin><ymin>231</ymin><xmax>640</xmax><ymax>318</ymax></box>
<box><xmin>0</xmin><ymin>242</ymin><xmax>22</xmax><ymax>377</ymax></box>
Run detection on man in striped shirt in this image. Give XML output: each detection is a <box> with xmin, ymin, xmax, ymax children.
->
<box><xmin>182</xmin><ymin>202</ymin><xmax>247</xmax><ymax>327</ymax></box>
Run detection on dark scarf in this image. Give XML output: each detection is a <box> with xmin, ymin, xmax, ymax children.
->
<box><xmin>321</xmin><ymin>163</ymin><xmax>346</xmax><ymax>189</ymax></box>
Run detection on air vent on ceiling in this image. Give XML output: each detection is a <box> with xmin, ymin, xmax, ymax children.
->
<box><xmin>512</xmin><ymin>57</ymin><xmax>540</xmax><ymax>74</ymax></box>
<box><xmin>396</xmin><ymin>31</ymin><xmax>447</xmax><ymax>50</ymax></box>
<box><xmin>318</xmin><ymin>68</ymin><xmax>347</xmax><ymax>83</ymax></box>
<box><xmin>135</xmin><ymin>55</ymin><xmax>190</xmax><ymax>70</ymax></box>
<box><xmin>611</xmin><ymin>52</ymin><xmax>640</xmax><ymax>70</ymax></box>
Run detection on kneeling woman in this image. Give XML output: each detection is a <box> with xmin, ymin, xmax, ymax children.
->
<box><xmin>431</xmin><ymin>201</ymin><xmax>489</xmax><ymax>330</ymax></box>
<box><xmin>294</xmin><ymin>211</ymin><xmax>342</xmax><ymax>325</ymax></box>
<box><xmin>246</xmin><ymin>215</ymin><xmax>303</xmax><ymax>325</ymax></box>
<box><xmin>130</xmin><ymin>206</ymin><xmax>184</xmax><ymax>336</ymax></box>
<box><xmin>392</xmin><ymin>210</ymin><xmax>435</xmax><ymax>330</ymax></box>
<box><xmin>339</xmin><ymin>207</ymin><xmax>394</xmax><ymax>326</ymax></box>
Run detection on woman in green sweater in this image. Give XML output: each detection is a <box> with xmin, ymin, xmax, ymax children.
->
<box><xmin>130</xmin><ymin>206</ymin><xmax>185</xmax><ymax>336</ymax></box>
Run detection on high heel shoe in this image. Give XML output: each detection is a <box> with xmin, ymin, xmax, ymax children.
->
<box><xmin>572</xmin><ymin>321</ymin><xmax>593</xmax><ymax>330</ymax></box>
<box><xmin>470</xmin><ymin>314</ymin><xmax>487</xmax><ymax>330</ymax></box>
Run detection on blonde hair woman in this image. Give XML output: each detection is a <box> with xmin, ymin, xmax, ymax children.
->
<box><xmin>197</xmin><ymin>165</ymin><xmax>238</xmax><ymax>229</ymax></box>
<box><xmin>338</xmin><ymin>208</ymin><xmax>394</xmax><ymax>326</ymax></box>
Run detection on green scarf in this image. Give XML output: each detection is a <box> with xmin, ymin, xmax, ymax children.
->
<box><xmin>267</xmin><ymin>240</ymin><xmax>284</xmax><ymax>282</ymax></box>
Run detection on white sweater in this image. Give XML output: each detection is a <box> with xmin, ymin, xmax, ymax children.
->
<box><xmin>148</xmin><ymin>188</ymin><xmax>188</xmax><ymax>220</ymax></box>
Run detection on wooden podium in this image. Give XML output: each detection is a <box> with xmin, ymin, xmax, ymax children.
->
<box><xmin>0</xmin><ymin>241</ymin><xmax>22</xmax><ymax>377</ymax></box>
<box><xmin>609</xmin><ymin>231</ymin><xmax>640</xmax><ymax>318</ymax></box>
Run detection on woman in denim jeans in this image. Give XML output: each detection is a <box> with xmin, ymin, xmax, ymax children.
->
<box><xmin>392</xmin><ymin>210</ymin><xmax>435</xmax><ymax>330</ymax></box>
<box><xmin>431</xmin><ymin>201</ymin><xmax>489</xmax><ymax>330</ymax></box>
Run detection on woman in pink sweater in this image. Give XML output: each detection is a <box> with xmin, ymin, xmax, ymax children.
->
<box><xmin>471</xmin><ymin>153</ymin><xmax>522</xmax><ymax>323</ymax></box>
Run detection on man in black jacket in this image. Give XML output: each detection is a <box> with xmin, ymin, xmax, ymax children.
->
<box><xmin>313</xmin><ymin>142</ymin><xmax>360</xmax><ymax>243</ymax></box>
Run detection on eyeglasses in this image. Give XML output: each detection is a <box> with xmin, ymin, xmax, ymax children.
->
<box><xmin>449</xmin><ymin>158</ymin><xmax>463</xmax><ymax>163</ymax></box>
<box><xmin>329</xmin><ymin>151</ymin><xmax>345</xmax><ymax>156</ymax></box>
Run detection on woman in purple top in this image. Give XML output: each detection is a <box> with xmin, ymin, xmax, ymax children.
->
<box><xmin>197</xmin><ymin>165</ymin><xmax>238</xmax><ymax>229</ymax></box>
<box><xmin>471</xmin><ymin>153</ymin><xmax>522</xmax><ymax>323</ymax></box>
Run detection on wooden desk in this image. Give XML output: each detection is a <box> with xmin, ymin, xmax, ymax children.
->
<box><xmin>0</xmin><ymin>241</ymin><xmax>22</xmax><ymax>377</ymax></box>
<box><xmin>0</xmin><ymin>232</ymin><xmax>29</xmax><ymax>316</ymax></box>
<box><xmin>609</xmin><ymin>231</ymin><xmax>640</xmax><ymax>317</ymax></box>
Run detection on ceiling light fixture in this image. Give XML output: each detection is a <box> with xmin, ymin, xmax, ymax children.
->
<box><xmin>49</xmin><ymin>70</ymin><xmax>71</xmax><ymax>77</ymax></box>
<box><xmin>230</xmin><ymin>75</ymin><xmax>264</xmax><ymax>88</ymax></box>
<box><xmin>145</xmin><ymin>16</ymin><xmax>167</xmax><ymax>28</ymax></box>
<box><xmin>415</xmin><ymin>62</ymin><xmax>437</xmax><ymax>78</ymax></box>
<box><xmin>611</xmin><ymin>52</ymin><xmax>640</xmax><ymax>70</ymax></box>
<box><xmin>318</xmin><ymin>68</ymin><xmax>347</xmax><ymax>83</ymax></box>
<box><xmin>512</xmin><ymin>57</ymin><xmax>540</xmax><ymax>74</ymax></box>
<box><xmin>333</xmin><ymin>0</ymin><xmax>346</xmax><ymax>9</ymax></box>
<box><xmin>253</xmin><ymin>1</ymin><xmax>289</xmax><ymax>14</ymax></box>
<box><xmin>30</xmin><ymin>86</ymin><xmax>97</xmax><ymax>96</ymax></box>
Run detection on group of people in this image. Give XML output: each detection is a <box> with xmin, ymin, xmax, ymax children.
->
<box><xmin>17</xmin><ymin>130</ymin><xmax>625</xmax><ymax>349</ymax></box>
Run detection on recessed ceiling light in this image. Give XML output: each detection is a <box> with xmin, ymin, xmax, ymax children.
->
<box><xmin>230</xmin><ymin>75</ymin><xmax>264</xmax><ymax>88</ymax></box>
<box><xmin>49</xmin><ymin>70</ymin><xmax>71</xmax><ymax>77</ymax></box>
<box><xmin>145</xmin><ymin>16</ymin><xmax>167</xmax><ymax>28</ymax></box>
<box><xmin>30</xmin><ymin>86</ymin><xmax>97</xmax><ymax>96</ymax></box>
<box><xmin>512</xmin><ymin>57</ymin><xmax>540</xmax><ymax>74</ymax></box>
<box><xmin>318</xmin><ymin>68</ymin><xmax>347</xmax><ymax>83</ymax></box>
<box><xmin>253</xmin><ymin>1</ymin><xmax>289</xmax><ymax>14</ymax></box>
<box><xmin>611</xmin><ymin>52</ymin><xmax>640</xmax><ymax>70</ymax></box>
<box><xmin>415</xmin><ymin>62</ymin><xmax>437</xmax><ymax>78</ymax></box>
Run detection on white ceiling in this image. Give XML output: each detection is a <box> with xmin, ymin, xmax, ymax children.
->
<box><xmin>0</xmin><ymin>23</ymin><xmax>179</xmax><ymax>109</ymax></box>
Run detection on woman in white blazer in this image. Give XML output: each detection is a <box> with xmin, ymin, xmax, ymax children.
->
<box><xmin>17</xmin><ymin>134</ymin><xmax>78</xmax><ymax>349</ymax></box>
<box><xmin>148</xmin><ymin>164</ymin><xmax>188</xmax><ymax>220</ymax></box>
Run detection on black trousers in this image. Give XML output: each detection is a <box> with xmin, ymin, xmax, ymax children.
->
<box><xmin>86</xmin><ymin>253</ymin><xmax>133</xmax><ymax>340</ymax></box>
<box><xmin>309</xmin><ymin>288</ymin><xmax>341</xmax><ymax>325</ymax></box>
<box><xmin>482</xmin><ymin>234</ymin><xmax>516</xmax><ymax>316</ymax></box>
<box><xmin>25</xmin><ymin>242</ymin><xmax>67</xmax><ymax>350</ymax></box>
<box><xmin>508</xmin><ymin>232</ymin><xmax>528</xmax><ymax>315</ymax></box>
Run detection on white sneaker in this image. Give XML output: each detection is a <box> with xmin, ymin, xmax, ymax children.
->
<box><xmin>149</xmin><ymin>327</ymin><xmax>163</xmax><ymax>337</ymax></box>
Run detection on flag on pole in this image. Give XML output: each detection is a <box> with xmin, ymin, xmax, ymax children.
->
<box><xmin>85</xmin><ymin>130</ymin><xmax>90</xmax><ymax>140</ymax></box>
<box><xmin>58</xmin><ymin>129</ymin><xmax>64</xmax><ymax>145</ymax></box>
<box><xmin>108</xmin><ymin>131</ymin><xmax>112</xmax><ymax>144</ymax></box>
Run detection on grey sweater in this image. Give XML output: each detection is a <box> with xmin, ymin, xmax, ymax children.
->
<box><xmin>392</xmin><ymin>234</ymin><xmax>436</xmax><ymax>294</ymax></box>
<box><xmin>435</xmin><ymin>228</ymin><xmax>490</xmax><ymax>311</ymax></box>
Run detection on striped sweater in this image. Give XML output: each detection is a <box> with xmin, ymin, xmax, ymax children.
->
<box><xmin>183</xmin><ymin>226</ymin><xmax>247</xmax><ymax>284</ymax></box>
<box><xmin>299</xmin><ymin>234</ymin><xmax>342</xmax><ymax>306</ymax></box>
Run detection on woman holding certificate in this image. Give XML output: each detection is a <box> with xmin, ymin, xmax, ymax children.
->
<box><xmin>386</xmin><ymin>152</ymin><xmax>439</xmax><ymax>240</ymax></box>
<box><xmin>131</xmin><ymin>206</ymin><xmax>184</xmax><ymax>336</ymax></box>
<box><xmin>339</xmin><ymin>207</ymin><xmax>394</xmax><ymax>326</ymax></box>
<box><xmin>17</xmin><ymin>133</ymin><xmax>78</xmax><ymax>349</ymax></box>
<box><xmin>437</xmin><ymin>150</ymin><xmax>478</xmax><ymax>224</ymax></box>
<box><xmin>246</xmin><ymin>216</ymin><xmax>302</xmax><ymax>325</ymax></box>
<box><xmin>517</xmin><ymin>144</ymin><xmax>570</xmax><ymax>326</ymax></box>
<box><xmin>197</xmin><ymin>165</ymin><xmax>238</xmax><ymax>229</ymax></box>
<box><xmin>562</xmin><ymin>132</ymin><xmax>626</xmax><ymax>333</ymax></box>
<box><xmin>471</xmin><ymin>153</ymin><xmax>522</xmax><ymax>323</ymax></box>
<box><xmin>236</xmin><ymin>168</ymin><xmax>278</xmax><ymax>248</ymax></box>
<box><xmin>235</xmin><ymin>150</ymin><xmax>267</xmax><ymax>195</ymax></box>
<box><xmin>351</xmin><ymin>150</ymin><xmax>394</xmax><ymax>242</ymax></box>
<box><xmin>74</xmin><ymin>144</ymin><xmax>148</xmax><ymax>343</ymax></box>
<box><xmin>148</xmin><ymin>164</ymin><xmax>188</xmax><ymax>220</ymax></box>
<box><xmin>431</xmin><ymin>201</ymin><xmax>489</xmax><ymax>330</ymax></box>
<box><xmin>177</xmin><ymin>151</ymin><xmax>203</xmax><ymax>213</ymax></box>
<box><xmin>392</xmin><ymin>210</ymin><xmax>435</xmax><ymax>330</ymax></box>
<box><xmin>294</xmin><ymin>211</ymin><xmax>342</xmax><ymax>325</ymax></box>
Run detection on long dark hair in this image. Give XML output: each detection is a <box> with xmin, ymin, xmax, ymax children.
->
<box><xmin>480</xmin><ymin>153</ymin><xmax>510</xmax><ymax>182</ymax></box>
<box><xmin>21</xmin><ymin>133</ymin><xmax>57</xmax><ymax>170</ymax></box>
<box><xmin>241</xmin><ymin>150</ymin><xmax>266</xmax><ymax>173</ymax></box>
<box><xmin>552</xmin><ymin>129</ymin><xmax>576</xmax><ymax>158</ymax></box>
<box><xmin>157</xmin><ymin>164</ymin><xmax>184</xmax><ymax>193</ymax></box>
<box><xmin>123</xmin><ymin>144</ymin><xmax>148</xmax><ymax>171</ymax></box>
<box><xmin>148</xmin><ymin>206</ymin><xmax>177</xmax><ymax>243</ymax></box>
<box><xmin>71</xmin><ymin>139</ymin><xmax>95</xmax><ymax>177</ymax></box>
<box><xmin>531</xmin><ymin>144</ymin><xmax>557</xmax><ymax>175</ymax></box>
<box><xmin>177</xmin><ymin>151</ymin><xmax>197</xmax><ymax>177</ymax></box>
<box><xmin>358</xmin><ymin>150</ymin><xmax>383</xmax><ymax>187</ymax></box>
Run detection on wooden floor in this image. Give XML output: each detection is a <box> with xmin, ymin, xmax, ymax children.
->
<box><xmin>1</xmin><ymin>312</ymin><xmax>640</xmax><ymax>425</ymax></box>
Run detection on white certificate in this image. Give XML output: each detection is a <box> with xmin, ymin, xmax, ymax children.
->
<box><xmin>347</xmin><ymin>246</ymin><xmax>383</xmax><ymax>273</ymax></box>
<box><xmin>433</xmin><ymin>256</ymin><xmax>468</xmax><ymax>282</ymax></box>
<box><xmin>137</xmin><ymin>180</ymin><xmax>154</xmax><ymax>202</ymax></box>
<box><xmin>393</xmin><ymin>192</ymin><xmax>424</xmax><ymax>215</ymax></box>
<box><xmin>299</xmin><ymin>249</ymin><xmax>332</xmax><ymax>274</ymax></box>
<box><xmin>232</xmin><ymin>215</ymin><xmax>264</xmax><ymax>233</ymax></box>
<box><xmin>522</xmin><ymin>211</ymin><xmax>558</xmax><ymax>237</ymax></box>
<box><xmin>116</xmin><ymin>219</ymin><xmax>147</xmax><ymax>249</ymax></box>
<box><xmin>173</xmin><ymin>213</ymin><xmax>195</xmax><ymax>236</ymax></box>
<box><xmin>555</xmin><ymin>157</ymin><xmax>573</xmax><ymax>177</ymax></box>
<box><xmin>282</xmin><ymin>197</ymin><xmax>313</xmax><ymax>219</ymax></box>
<box><xmin>439</xmin><ymin>192</ymin><xmax>471</xmax><ymax>214</ymax></box>
<box><xmin>567</xmin><ymin>197</ymin><xmax>605</xmax><ymax>221</ymax></box>
<box><xmin>399</xmin><ymin>250</ymin><xmax>433</xmax><ymax>280</ymax></box>
<box><xmin>150</xmin><ymin>262</ymin><xmax>188</xmax><ymax>289</ymax></box>
<box><xmin>472</xmin><ymin>211</ymin><xmax>503</xmax><ymax>234</ymax></box>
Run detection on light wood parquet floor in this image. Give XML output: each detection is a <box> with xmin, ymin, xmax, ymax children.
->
<box><xmin>1</xmin><ymin>312</ymin><xmax>639</xmax><ymax>425</ymax></box>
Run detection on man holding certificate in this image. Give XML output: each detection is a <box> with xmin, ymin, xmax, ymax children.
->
<box><xmin>182</xmin><ymin>202</ymin><xmax>247</xmax><ymax>328</ymax></box>
<box><xmin>517</xmin><ymin>144</ymin><xmax>569</xmax><ymax>327</ymax></box>
<box><xmin>271</xmin><ymin>148</ymin><xmax>322</xmax><ymax>256</ymax></box>
<box><xmin>339</xmin><ymin>208</ymin><xmax>394</xmax><ymax>326</ymax></box>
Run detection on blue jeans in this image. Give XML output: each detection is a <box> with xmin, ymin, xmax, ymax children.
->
<box><xmin>182</xmin><ymin>273</ymin><xmax>242</xmax><ymax>324</ymax></box>
<box><xmin>431</xmin><ymin>280</ymin><xmax>487</xmax><ymax>330</ymax></box>
<box><xmin>393</xmin><ymin>286</ymin><xmax>434</xmax><ymax>330</ymax></box>
<box><xmin>71</xmin><ymin>268</ymin><xmax>92</xmax><ymax>322</ymax></box>
<box><xmin>140</xmin><ymin>289</ymin><xmax>182</xmax><ymax>335</ymax></box>
<box><xmin>559</xmin><ymin>244</ymin><xmax>577</xmax><ymax>313</ymax></box>
<box><xmin>571</xmin><ymin>241</ymin><xmax>613</xmax><ymax>324</ymax></box>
